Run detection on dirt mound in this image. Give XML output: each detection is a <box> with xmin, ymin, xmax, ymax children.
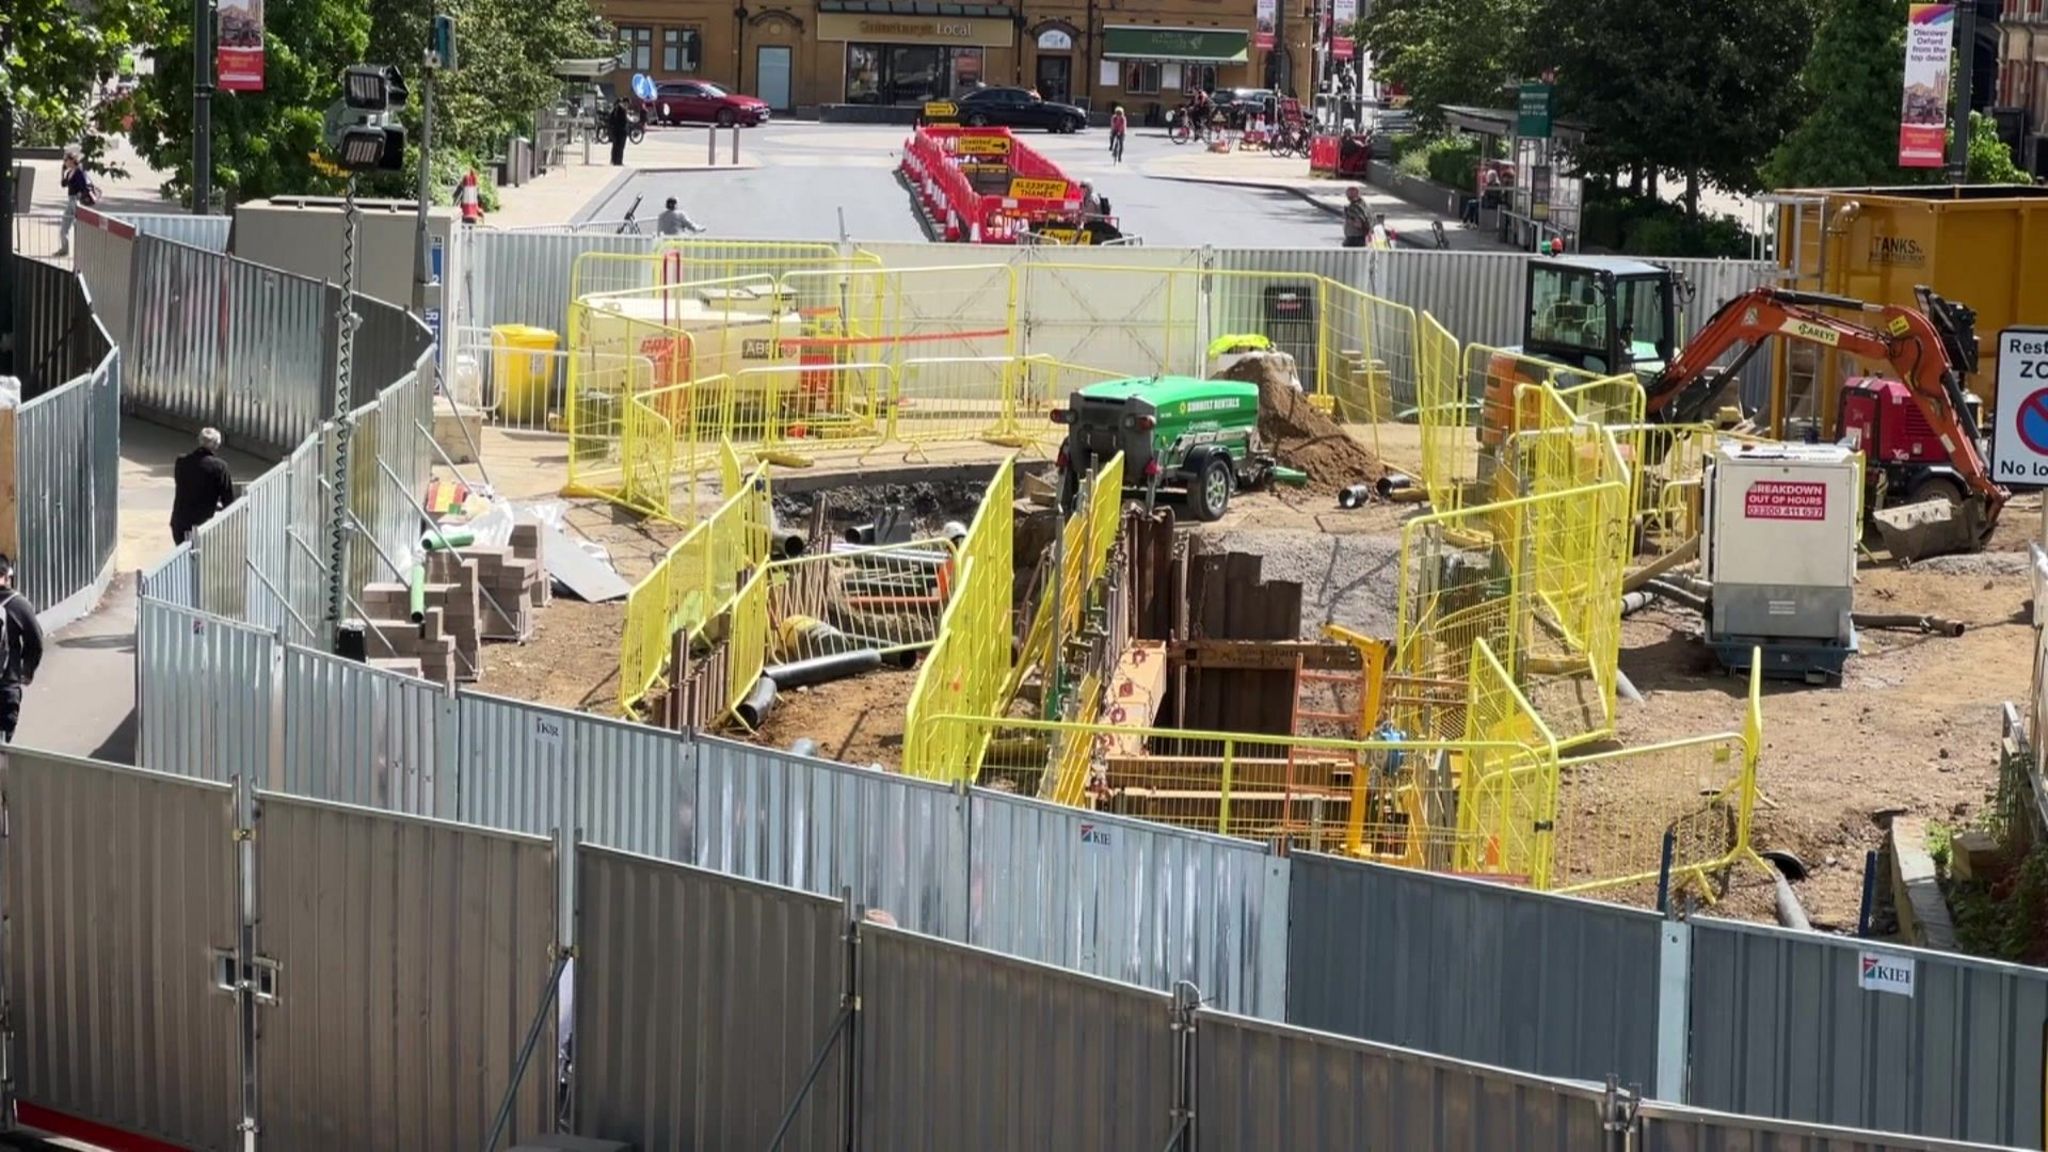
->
<box><xmin>1215</xmin><ymin>352</ymin><xmax>1384</xmax><ymax>495</ymax></box>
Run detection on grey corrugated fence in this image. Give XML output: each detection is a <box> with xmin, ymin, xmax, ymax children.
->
<box><xmin>7</xmin><ymin>254</ymin><xmax>122</xmax><ymax>622</ymax></box>
<box><xmin>1687</xmin><ymin>917</ymin><xmax>2048</xmax><ymax>1148</ymax></box>
<box><xmin>135</xmin><ymin>597</ymin><xmax>277</xmax><ymax>786</ymax></box>
<box><xmin>1285</xmin><ymin>851</ymin><xmax>1663</xmax><ymax>1089</ymax></box>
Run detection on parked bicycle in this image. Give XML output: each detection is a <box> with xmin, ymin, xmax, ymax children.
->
<box><xmin>593</xmin><ymin>111</ymin><xmax>647</xmax><ymax>146</ymax></box>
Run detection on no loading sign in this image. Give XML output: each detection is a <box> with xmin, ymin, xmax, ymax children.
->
<box><xmin>1993</xmin><ymin>327</ymin><xmax>2048</xmax><ymax>483</ymax></box>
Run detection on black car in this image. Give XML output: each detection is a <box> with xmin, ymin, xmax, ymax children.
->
<box><xmin>954</xmin><ymin>87</ymin><xmax>1088</xmax><ymax>133</ymax></box>
<box><xmin>1212</xmin><ymin>87</ymin><xmax>1277</xmax><ymax>128</ymax></box>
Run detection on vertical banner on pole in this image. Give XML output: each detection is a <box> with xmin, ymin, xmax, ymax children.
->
<box><xmin>1897</xmin><ymin>2</ymin><xmax>1953</xmax><ymax>168</ymax></box>
<box><xmin>217</xmin><ymin>0</ymin><xmax>267</xmax><ymax>91</ymax></box>
<box><xmin>1255</xmin><ymin>0</ymin><xmax>1277</xmax><ymax>50</ymax></box>
<box><xmin>1332</xmin><ymin>0</ymin><xmax>1357</xmax><ymax>60</ymax></box>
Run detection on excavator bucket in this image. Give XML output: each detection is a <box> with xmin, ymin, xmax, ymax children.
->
<box><xmin>1871</xmin><ymin>496</ymin><xmax>1987</xmax><ymax>563</ymax></box>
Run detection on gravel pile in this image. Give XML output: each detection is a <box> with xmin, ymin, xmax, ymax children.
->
<box><xmin>1207</xmin><ymin>529</ymin><xmax>1404</xmax><ymax>638</ymax></box>
<box><xmin>1912</xmin><ymin>550</ymin><xmax>2033</xmax><ymax>578</ymax></box>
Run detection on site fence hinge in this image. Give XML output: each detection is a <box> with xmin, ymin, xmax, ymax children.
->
<box><xmin>1532</xmin><ymin>820</ymin><xmax>1554</xmax><ymax>832</ymax></box>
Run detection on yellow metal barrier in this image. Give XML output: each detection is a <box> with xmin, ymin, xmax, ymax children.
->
<box><xmin>724</xmin><ymin>567</ymin><xmax>771</xmax><ymax>725</ymax></box>
<box><xmin>616</xmin><ymin>460</ymin><xmax>772</xmax><ymax>717</ymax></box>
<box><xmin>569</xmin><ymin>242</ymin><xmax>877</xmax><ymax>307</ymax></box>
<box><xmin>1414</xmin><ymin>313</ymin><xmax>1471</xmax><ymax>512</ymax></box>
<box><xmin>1455</xmin><ymin>638</ymin><xmax>1562</xmax><ymax>885</ymax></box>
<box><xmin>1315</xmin><ymin>279</ymin><xmax>1422</xmax><ymax>463</ymax></box>
<box><xmin>764</xmin><ymin>538</ymin><xmax>957</xmax><ymax>660</ymax></box>
<box><xmin>1003</xmin><ymin>453</ymin><xmax>1126</xmax><ymax>709</ymax></box>
<box><xmin>901</xmin><ymin>457</ymin><xmax>1016</xmax><ymax>781</ymax></box>
<box><xmin>1550</xmin><ymin>655</ymin><xmax>1766</xmax><ymax>902</ymax></box>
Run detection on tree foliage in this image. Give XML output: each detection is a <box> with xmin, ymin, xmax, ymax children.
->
<box><xmin>1767</xmin><ymin>0</ymin><xmax>2031</xmax><ymax>189</ymax></box>
<box><xmin>128</xmin><ymin>0</ymin><xmax>369</xmax><ymax>205</ymax></box>
<box><xmin>125</xmin><ymin>0</ymin><xmax>604</xmax><ymax>206</ymax></box>
<box><xmin>1358</xmin><ymin>0</ymin><xmax>1528</xmax><ymax>128</ymax></box>
<box><xmin>2</xmin><ymin>0</ymin><xmax>170</xmax><ymax>168</ymax></box>
<box><xmin>1530</xmin><ymin>0</ymin><xmax>1816</xmax><ymax>211</ymax></box>
<box><xmin>1764</xmin><ymin>0</ymin><xmax>1912</xmax><ymax>188</ymax></box>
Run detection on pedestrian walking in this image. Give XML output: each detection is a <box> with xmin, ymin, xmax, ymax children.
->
<box><xmin>1109</xmin><ymin>105</ymin><xmax>1127</xmax><ymax>164</ymax></box>
<box><xmin>656</xmin><ymin>197</ymin><xmax>703</xmax><ymax>236</ymax></box>
<box><xmin>171</xmin><ymin>428</ymin><xmax>236</xmax><ymax>545</ymax></box>
<box><xmin>607</xmin><ymin>98</ymin><xmax>631</xmax><ymax>167</ymax></box>
<box><xmin>0</xmin><ymin>557</ymin><xmax>46</xmax><ymax>745</ymax></box>
<box><xmin>1341</xmin><ymin>186</ymin><xmax>1369</xmax><ymax>248</ymax></box>
<box><xmin>56</xmin><ymin>147</ymin><xmax>97</xmax><ymax>257</ymax></box>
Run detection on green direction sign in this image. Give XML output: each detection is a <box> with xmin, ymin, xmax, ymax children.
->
<box><xmin>1517</xmin><ymin>82</ymin><xmax>1554</xmax><ymax>138</ymax></box>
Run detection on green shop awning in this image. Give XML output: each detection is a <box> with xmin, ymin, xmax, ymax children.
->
<box><xmin>1101</xmin><ymin>26</ymin><xmax>1250</xmax><ymax>64</ymax></box>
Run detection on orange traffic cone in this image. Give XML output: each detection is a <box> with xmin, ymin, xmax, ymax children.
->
<box><xmin>458</xmin><ymin>169</ymin><xmax>483</xmax><ymax>224</ymax></box>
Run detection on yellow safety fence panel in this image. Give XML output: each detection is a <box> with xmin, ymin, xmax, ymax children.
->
<box><xmin>1003</xmin><ymin>453</ymin><xmax>1126</xmax><ymax>708</ymax></box>
<box><xmin>1414</xmin><ymin>312</ymin><xmax>1471</xmax><ymax>513</ymax></box>
<box><xmin>617</xmin><ymin>459</ymin><xmax>772</xmax><ymax>717</ymax></box>
<box><xmin>924</xmin><ymin>712</ymin><xmax>1550</xmax><ymax>852</ymax></box>
<box><xmin>901</xmin><ymin>457</ymin><xmax>1016</xmax><ymax>781</ymax></box>
<box><xmin>1550</xmin><ymin>656</ymin><xmax>1766</xmax><ymax>903</ymax></box>
<box><xmin>763</xmin><ymin>537</ymin><xmax>958</xmax><ymax>661</ymax></box>
<box><xmin>1315</xmin><ymin>279</ymin><xmax>1421</xmax><ymax>465</ymax></box>
<box><xmin>1391</xmin><ymin>476</ymin><xmax>1628</xmax><ymax>747</ymax></box>
<box><xmin>569</xmin><ymin>241</ymin><xmax>878</xmax><ymax>307</ymax></box>
<box><xmin>1453</xmin><ymin>638</ymin><xmax>1563</xmax><ymax>886</ymax></box>
<box><xmin>724</xmin><ymin>568</ymin><xmax>771</xmax><ymax>724</ymax></box>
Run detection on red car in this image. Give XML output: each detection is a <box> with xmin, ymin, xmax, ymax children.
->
<box><xmin>647</xmin><ymin>81</ymin><xmax>771</xmax><ymax>127</ymax></box>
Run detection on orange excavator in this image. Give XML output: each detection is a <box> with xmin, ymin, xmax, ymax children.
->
<box><xmin>1483</xmin><ymin>255</ymin><xmax>2006</xmax><ymax>535</ymax></box>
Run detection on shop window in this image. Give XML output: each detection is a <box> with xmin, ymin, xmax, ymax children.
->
<box><xmin>1124</xmin><ymin>61</ymin><xmax>1162</xmax><ymax>95</ymax></box>
<box><xmin>846</xmin><ymin>43</ymin><xmax>986</xmax><ymax>104</ymax></box>
<box><xmin>1185</xmin><ymin>65</ymin><xmax>1218</xmax><ymax>93</ymax></box>
<box><xmin>662</xmin><ymin>28</ymin><xmax>701</xmax><ymax>74</ymax></box>
<box><xmin>617</xmin><ymin>26</ymin><xmax>652</xmax><ymax>73</ymax></box>
<box><xmin>847</xmin><ymin>45</ymin><xmax>884</xmax><ymax>103</ymax></box>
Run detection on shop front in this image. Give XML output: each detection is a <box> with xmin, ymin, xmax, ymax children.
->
<box><xmin>1097</xmin><ymin>25</ymin><xmax>1251</xmax><ymax>122</ymax></box>
<box><xmin>818</xmin><ymin>3</ymin><xmax>1017</xmax><ymax>106</ymax></box>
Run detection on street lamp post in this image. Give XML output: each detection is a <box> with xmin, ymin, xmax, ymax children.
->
<box><xmin>195</xmin><ymin>0</ymin><xmax>215</xmax><ymax>213</ymax></box>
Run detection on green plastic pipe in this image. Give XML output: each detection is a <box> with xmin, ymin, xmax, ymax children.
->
<box><xmin>408</xmin><ymin>563</ymin><xmax>427</xmax><ymax>624</ymax></box>
<box><xmin>421</xmin><ymin>526</ymin><xmax>476</xmax><ymax>551</ymax></box>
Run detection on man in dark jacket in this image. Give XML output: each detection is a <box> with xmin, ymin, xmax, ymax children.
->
<box><xmin>171</xmin><ymin>427</ymin><xmax>236</xmax><ymax>544</ymax></box>
<box><xmin>0</xmin><ymin>557</ymin><xmax>45</xmax><ymax>744</ymax></box>
<box><xmin>608</xmin><ymin>98</ymin><xmax>631</xmax><ymax>167</ymax></box>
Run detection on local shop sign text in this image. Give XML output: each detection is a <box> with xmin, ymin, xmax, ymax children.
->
<box><xmin>861</xmin><ymin>18</ymin><xmax>975</xmax><ymax>38</ymax></box>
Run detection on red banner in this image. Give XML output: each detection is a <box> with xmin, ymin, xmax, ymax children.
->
<box><xmin>1255</xmin><ymin>0</ymin><xmax>1276</xmax><ymax>50</ymax></box>
<box><xmin>217</xmin><ymin>0</ymin><xmax>266</xmax><ymax>92</ymax></box>
<box><xmin>1332</xmin><ymin>0</ymin><xmax>1357</xmax><ymax>60</ymax></box>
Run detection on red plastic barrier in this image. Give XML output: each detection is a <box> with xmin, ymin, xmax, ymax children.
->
<box><xmin>1308</xmin><ymin>133</ymin><xmax>1340</xmax><ymax>175</ymax></box>
<box><xmin>900</xmin><ymin>125</ymin><xmax>1089</xmax><ymax>243</ymax></box>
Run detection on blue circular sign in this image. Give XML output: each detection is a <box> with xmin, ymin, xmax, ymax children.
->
<box><xmin>2018</xmin><ymin>388</ymin><xmax>2048</xmax><ymax>457</ymax></box>
<box><xmin>631</xmin><ymin>73</ymin><xmax>656</xmax><ymax>102</ymax></box>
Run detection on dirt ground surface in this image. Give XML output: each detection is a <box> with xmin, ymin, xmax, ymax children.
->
<box><xmin>747</xmin><ymin>666</ymin><xmax>922</xmax><ymax>767</ymax></box>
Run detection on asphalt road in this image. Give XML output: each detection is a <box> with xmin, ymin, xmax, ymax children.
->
<box><xmin>578</xmin><ymin>122</ymin><xmax>1352</xmax><ymax>248</ymax></box>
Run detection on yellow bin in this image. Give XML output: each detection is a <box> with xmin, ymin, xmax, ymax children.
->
<box><xmin>491</xmin><ymin>324</ymin><xmax>560</xmax><ymax>425</ymax></box>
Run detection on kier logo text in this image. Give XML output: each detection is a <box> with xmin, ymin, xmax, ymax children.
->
<box><xmin>1079</xmin><ymin>823</ymin><xmax>1112</xmax><ymax>846</ymax></box>
<box><xmin>1858</xmin><ymin>951</ymin><xmax>1914</xmax><ymax>996</ymax></box>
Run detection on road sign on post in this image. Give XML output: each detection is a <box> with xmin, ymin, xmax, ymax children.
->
<box><xmin>1517</xmin><ymin>82</ymin><xmax>1554</xmax><ymax>138</ymax></box>
<box><xmin>1992</xmin><ymin>327</ymin><xmax>2048</xmax><ymax>484</ymax></box>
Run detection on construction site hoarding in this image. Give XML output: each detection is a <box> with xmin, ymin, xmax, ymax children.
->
<box><xmin>1774</xmin><ymin>186</ymin><xmax>2048</xmax><ymax>432</ymax></box>
<box><xmin>1284</xmin><ymin>851</ymin><xmax>1662</xmax><ymax>1089</ymax></box>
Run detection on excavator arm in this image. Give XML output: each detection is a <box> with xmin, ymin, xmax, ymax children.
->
<box><xmin>1646</xmin><ymin>286</ymin><xmax>2007</xmax><ymax>527</ymax></box>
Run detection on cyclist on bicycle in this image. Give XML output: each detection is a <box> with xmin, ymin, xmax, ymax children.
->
<box><xmin>1189</xmin><ymin>88</ymin><xmax>1214</xmax><ymax>138</ymax></box>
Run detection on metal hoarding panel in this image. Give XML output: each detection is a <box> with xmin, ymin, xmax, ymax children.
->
<box><xmin>240</xmin><ymin>440</ymin><xmax>325</xmax><ymax>644</ymax></box>
<box><xmin>135</xmin><ymin>597</ymin><xmax>277</xmax><ymax>784</ymax></box>
<box><xmin>1284</xmin><ymin>851</ymin><xmax>1660</xmax><ymax>1087</ymax></box>
<box><xmin>255</xmin><ymin>793</ymin><xmax>557</xmax><ymax>1152</ymax></box>
<box><xmin>1197</xmin><ymin>1009</ymin><xmax>1614</xmax><ymax>1150</ymax></box>
<box><xmin>461</xmin><ymin>230</ymin><xmax>656</xmax><ymax>333</ymax></box>
<box><xmin>575</xmin><ymin>846</ymin><xmax>848</xmax><ymax>1151</ymax></box>
<box><xmin>9</xmin><ymin>254</ymin><xmax>106</xmax><ymax>395</ymax></box>
<box><xmin>14</xmin><ymin>347</ymin><xmax>120</xmax><ymax>622</ymax></box>
<box><xmin>141</xmin><ymin>544</ymin><xmax>201</xmax><ymax>609</ymax></box>
<box><xmin>454</xmin><ymin>692</ymin><xmax>694</xmax><ymax>861</ymax></box>
<box><xmin>122</xmin><ymin>212</ymin><xmax>233</xmax><ymax>253</ymax></box>
<box><xmin>1636</xmin><ymin>1100</ymin><xmax>2023</xmax><ymax>1152</ymax></box>
<box><xmin>692</xmin><ymin>735</ymin><xmax>969</xmax><ymax>941</ymax></box>
<box><xmin>859</xmin><ymin>924</ymin><xmax>1176</xmax><ymax>1151</ymax></box>
<box><xmin>125</xmin><ymin>235</ymin><xmax>227</xmax><ymax>430</ymax></box>
<box><xmin>2</xmin><ymin>752</ymin><xmax>240</xmax><ymax>1152</ymax></box>
<box><xmin>191</xmin><ymin>476</ymin><xmax>254</xmax><ymax>621</ymax></box>
<box><xmin>968</xmin><ymin>789</ymin><xmax>1288</xmax><ymax>1018</ymax></box>
<box><xmin>348</xmin><ymin>297</ymin><xmax>435</xmax><ymax>411</ymax></box>
<box><xmin>1017</xmin><ymin>246</ymin><xmax>1207</xmax><ymax>378</ymax></box>
<box><xmin>73</xmin><ymin>212</ymin><xmax>136</xmax><ymax>346</ymax></box>
<box><xmin>1687</xmin><ymin>918</ymin><xmax>2048</xmax><ymax>1147</ymax></box>
<box><xmin>341</xmin><ymin>354</ymin><xmax>436</xmax><ymax>603</ymax></box>
<box><xmin>217</xmin><ymin>256</ymin><xmax>332</xmax><ymax>455</ymax></box>
<box><xmin>281</xmin><ymin>645</ymin><xmax>454</xmax><ymax>817</ymax></box>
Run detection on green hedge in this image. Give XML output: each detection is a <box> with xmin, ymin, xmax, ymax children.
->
<box><xmin>1393</xmin><ymin>135</ymin><xmax>1481</xmax><ymax>190</ymax></box>
<box><xmin>1580</xmin><ymin>191</ymin><xmax>1754</xmax><ymax>259</ymax></box>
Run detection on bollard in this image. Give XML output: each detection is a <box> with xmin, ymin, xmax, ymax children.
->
<box><xmin>730</xmin><ymin>123</ymin><xmax>740</xmax><ymax>165</ymax></box>
<box><xmin>706</xmin><ymin>124</ymin><xmax>717</xmax><ymax>166</ymax></box>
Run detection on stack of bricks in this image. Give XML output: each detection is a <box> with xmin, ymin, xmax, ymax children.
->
<box><xmin>512</xmin><ymin>522</ymin><xmax>551</xmax><ymax>611</ymax></box>
<box><xmin>461</xmin><ymin>540</ymin><xmax>543</xmax><ymax>641</ymax></box>
<box><xmin>422</xmin><ymin>549</ymin><xmax>484</xmax><ymax>676</ymax></box>
<box><xmin>358</xmin><ymin>577</ymin><xmax>476</xmax><ymax>689</ymax></box>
